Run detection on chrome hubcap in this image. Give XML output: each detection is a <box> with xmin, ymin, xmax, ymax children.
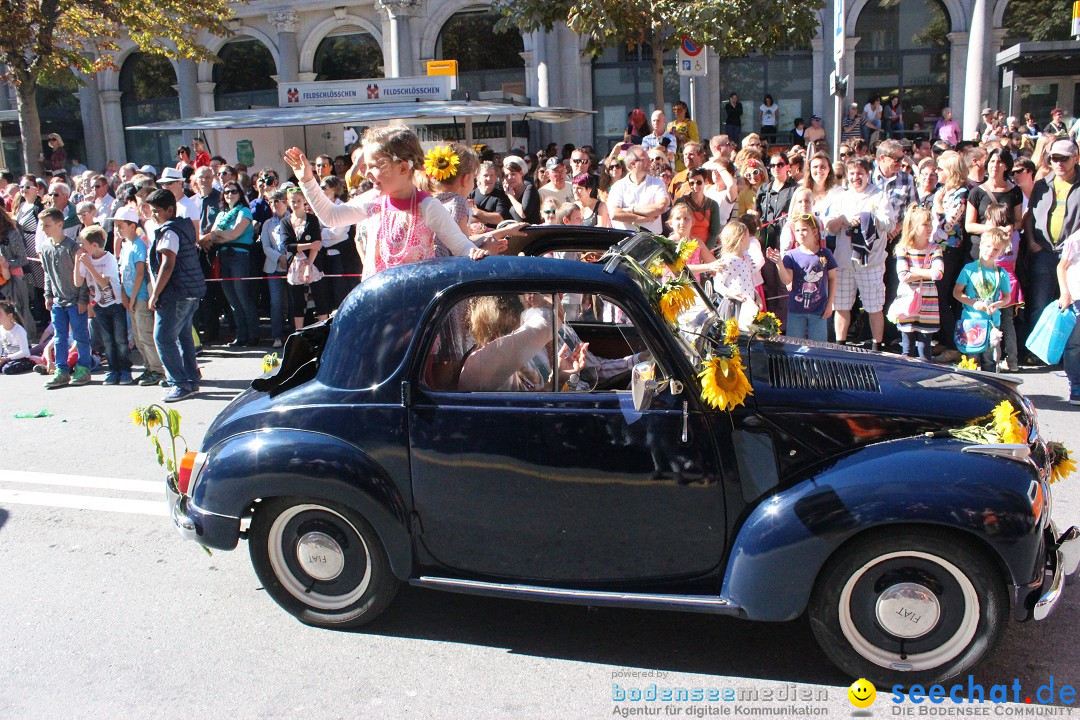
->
<box><xmin>875</xmin><ymin>581</ymin><xmax>941</xmax><ymax>639</ymax></box>
<box><xmin>296</xmin><ymin>531</ymin><xmax>345</xmax><ymax>582</ymax></box>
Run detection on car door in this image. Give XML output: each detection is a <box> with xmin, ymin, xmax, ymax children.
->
<box><xmin>407</xmin><ymin>290</ymin><xmax>726</xmax><ymax>584</ymax></box>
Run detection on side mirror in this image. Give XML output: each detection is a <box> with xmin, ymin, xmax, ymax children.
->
<box><xmin>631</xmin><ymin>361</ymin><xmax>682</xmax><ymax>411</ymax></box>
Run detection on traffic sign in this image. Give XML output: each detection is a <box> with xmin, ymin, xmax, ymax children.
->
<box><xmin>677</xmin><ymin>37</ymin><xmax>708</xmax><ymax>77</ymax></box>
<box><xmin>834</xmin><ymin>0</ymin><xmax>845</xmax><ymax>61</ymax></box>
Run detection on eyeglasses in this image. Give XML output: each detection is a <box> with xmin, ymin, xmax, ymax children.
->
<box><xmin>94</xmin><ymin>183</ymin><xmax>106</xmax><ymax>188</ymax></box>
<box><xmin>608</xmin><ymin>165</ymin><xmax>623</xmax><ymax>171</ymax></box>
<box><xmin>570</xmin><ymin>158</ymin><xmax>588</xmax><ymax>164</ymax></box>
<box><xmin>222</xmin><ymin>189</ymin><xmax>240</xmax><ymax>195</ymax></box>
<box><xmin>47</xmin><ymin>192</ymin><xmax>63</xmax><ymax>196</ymax></box>
<box><xmin>793</xmin><ymin>213</ymin><xmax>815</xmax><ymax>221</ymax></box>
<box><xmin>1050</xmin><ymin>155</ymin><xmax>1074</xmax><ymax>163</ymax></box>
<box><xmin>217</xmin><ymin>171</ymin><xmax>231</xmax><ymax>177</ymax></box>
<box><xmin>769</xmin><ymin>162</ymin><xmax>787</xmax><ymax>169</ymax></box>
<box><xmin>542</xmin><ymin>209</ymin><xmax>556</xmax><ymax>215</ymax></box>
<box><xmin>1012</xmin><ymin>168</ymin><xmax>1029</xmax><ymax>175</ymax></box>
<box><xmin>839</xmin><ymin>152</ymin><xmax>851</xmax><ymax>158</ymax></box>
<box><xmin>687</xmin><ymin>180</ymin><xmax>704</xmax><ymax>186</ymax></box>
<box><xmin>19</xmin><ymin>185</ymin><xmax>34</xmax><ymax>190</ymax></box>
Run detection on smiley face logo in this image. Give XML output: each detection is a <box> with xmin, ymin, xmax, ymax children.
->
<box><xmin>848</xmin><ymin>678</ymin><xmax>876</xmax><ymax>709</ymax></box>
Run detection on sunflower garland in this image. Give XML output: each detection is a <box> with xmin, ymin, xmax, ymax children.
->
<box><xmin>749</xmin><ymin>311</ymin><xmax>782</xmax><ymax>337</ymax></box>
<box><xmin>956</xmin><ymin>355</ymin><xmax>979</xmax><ymax>371</ymax></box>
<box><xmin>423</xmin><ymin>145</ymin><xmax>460</xmax><ymax>182</ymax></box>
<box><xmin>698</xmin><ymin>349</ymin><xmax>754</xmax><ymax>412</ymax></box>
<box><xmin>949</xmin><ymin>400</ymin><xmax>1029</xmax><ymax>445</ymax></box>
<box><xmin>653</xmin><ymin>276</ymin><xmax>697</xmax><ymax>325</ymax></box>
<box><xmin>723</xmin><ymin>318</ymin><xmax>740</xmax><ymax>346</ymax></box>
<box><xmin>1047</xmin><ymin>442</ymin><xmax>1076</xmax><ymax>484</ymax></box>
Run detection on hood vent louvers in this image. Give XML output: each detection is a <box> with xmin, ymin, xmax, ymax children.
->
<box><xmin>767</xmin><ymin>354</ymin><xmax>881</xmax><ymax>393</ymax></box>
<box><xmin>763</xmin><ymin>335</ymin><xmax>873</xmax><ymax>353</ymax></box>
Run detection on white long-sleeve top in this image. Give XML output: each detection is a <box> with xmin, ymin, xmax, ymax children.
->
<box><xmin>299</xmin><ymin>178</ymin><xmax>478</xmax><ymax>279</ymax></box>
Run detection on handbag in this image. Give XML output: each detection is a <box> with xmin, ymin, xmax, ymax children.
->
<box><xmin>955</xmin><ymin>317</ymin><xmax>991</xmax><ymax>355</ymax></box>
<box><xmin>1026</xmin><ymin>301</ymin><xmax>1078</xmax><ymax>365</ymax></box>
<box><xmin>286</xmin><ymin>254</ymin><xmax>323</xmax><ymax>286</ymax></box>
<box><xmin>886</xmin><ymin>284</ymin><xmax>923</xmax><ymax>324</ymax></box>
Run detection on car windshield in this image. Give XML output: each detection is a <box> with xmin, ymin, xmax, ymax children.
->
<box><xmin>601</xmin><ymin>233</ymin><xmax>721</xmax><ymax>366</ymax></box>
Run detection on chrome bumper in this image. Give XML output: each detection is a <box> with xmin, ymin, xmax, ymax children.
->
<box><xmin>166</xmin><ymin>484</ymin><xmax>200</xmax><ymax>543</ymax></box>
<box><xmin>1034</xmin><ymin>524</ymin><xmax>1080</xmax><ymax>621</ymax></box>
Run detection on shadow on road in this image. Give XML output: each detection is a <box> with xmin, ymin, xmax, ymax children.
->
<box><xmin>361</xmin><ymin>584</ymin><xmax>848</xmax><ymax>685</ymax></box>
<box><xmin>1024</xmin><ymin>394</ymin><xmax>1075</xmax><ymax>413</ymax></box>
<box><xmin>0</xmin><ymin>507</ymin><xmax>7</xmax><ymax>533</ymax></box>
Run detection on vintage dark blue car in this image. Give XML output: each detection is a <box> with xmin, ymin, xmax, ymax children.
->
<box><xmin>168</xmin><ymin>231</ymin><xmax>1077</xmax><ymax>685</ymax></box>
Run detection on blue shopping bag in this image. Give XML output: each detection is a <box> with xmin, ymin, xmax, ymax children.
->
<box><xmin>1026</xmin><ymin>301</ymin><xmax>1077</xmax><ymax>365</ymax></box>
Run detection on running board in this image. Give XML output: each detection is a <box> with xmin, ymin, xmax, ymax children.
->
<box><xmin>411</xmin><ymin>576</ymin><xmax>744</xmax><ymax>616</ymax></box>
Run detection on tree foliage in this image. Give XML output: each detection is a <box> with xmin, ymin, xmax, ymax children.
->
<box><xmin>1003</xmin><ymin>0</ymin><xmax>1073</xmax><ymax>45</ymax></box>
<box><xmin>496</xmin><ymin>0</ymin><xmax>824</xmax><ymax>107</ymax></box>
<box><xmin>0</xmin><ymin>0</ymin><xmax>235</xmax><ymax>173</ymax></box>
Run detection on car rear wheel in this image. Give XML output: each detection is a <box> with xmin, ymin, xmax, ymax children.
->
<box><xmin>249</xmin><ymin>497</ymin><xmax>399</xmax><ymax>629</ymax></box>
<box><xmin>809</xmin><ymin>529</ymin><xmax>1007</xmax><ymax>686</ymax></box>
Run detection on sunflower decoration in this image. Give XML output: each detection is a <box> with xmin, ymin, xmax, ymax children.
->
<box><xmin>423</xmin><ymin>145</ymin><xmax>460</xmax><ymax>182</ymax></box>
<box><xmin>723</xmin><ymin>317</ymin><xmax>740</xmax><ymax>346</ymax></box>
<box><xmin>749</xmin><ymin>311</ymin><xmax>782</xmax><ymax>337</ymax></box>
<box><xmin>653</xmin><ymin>275</ymin><xmax>697</xmax><ymax>325</ymax></box>
<box><xmin>1047</xmin><ymin>442</ymin><xmax>1076</xmax><ymax>484</ymax></box>
<box><xmin>670</xmin><ymin>239</ymin><xmax>698</xmax><ymax>274</ymax></box>
<box><xmin>262</xmin><ymin>352</ymin><xmax>282</xmax><ymax>374</ymax></box>
<box><xmin>699</xmin><ymin>348</ymin><xmax>754</xmax><ymax>412</ymax></box>
<box><xmin>956</xmin><ymin>355</ymin><xmax>979</xmax><ymax>371</ymax></box>
<box><xmin>948</xmin><ymin>400</ymin><xmax>1028</xmax><ymax>445</ymax></box>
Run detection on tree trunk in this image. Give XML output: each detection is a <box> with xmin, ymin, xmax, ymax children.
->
<box><xmin>14</xmin><ymin>78</ymin><xmax>45</xmax><ymax>177</ymax></box>
<box><xmin>651</xmin><ymin>27</ymin><xmax>665</xmax><ymax>111</ymax></box>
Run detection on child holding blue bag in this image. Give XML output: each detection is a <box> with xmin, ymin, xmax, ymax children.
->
<box><xmin>1059</xmin><ymin>229</ymin><xmax>1080</xmax><ymax>405</ymax></box>
<box><xmin>953</xmin><ymin>228</ymin><xmax>1011</xmax><ymax>371</ymax></box>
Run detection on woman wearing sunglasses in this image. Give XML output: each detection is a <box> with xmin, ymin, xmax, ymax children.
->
<box><xmin>205</xmin><ymin>180</ymin><xmax>259</xmax><ymax>347</ymax></box>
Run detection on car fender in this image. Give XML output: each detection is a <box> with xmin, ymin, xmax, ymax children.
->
<box><xmin>721</xmin><ymin>435</ymin><xmax>1044</xmax><ymax>621</ymax></box>
<box><xmin>192</xmin><ymin>429</ymin><xmax>413</xmax><ymax>579</ymax></box>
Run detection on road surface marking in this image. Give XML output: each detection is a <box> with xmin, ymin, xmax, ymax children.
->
<box><xmin>0</xmin><ymin>470</ymin><xmax>167</xmax><ymax>516</ymax></box>
<box><xmin>0</xmin><ymin>470</ymin><xmax>161</xmax><ymax>494</ymax></box>
<box><xmin>0</xmin><ymin>489</ymin><xmax>168</xmax><ymax>516</ymax></box>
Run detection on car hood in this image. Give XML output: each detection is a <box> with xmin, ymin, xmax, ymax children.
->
<box><xmin>744</xmin><ymin>336</ymin><xmax>1035</xmax><ymax>463</ymax></box>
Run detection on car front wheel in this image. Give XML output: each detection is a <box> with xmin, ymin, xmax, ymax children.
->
<box><xmin>809</xmin><ymin>529</ymin><xmax>1007</xmax><ymax>686</ymax></box>
<box><xmin>249</xmin><ymin>497</ymin><xmax>399</xmax><ymax>629</ymax></box>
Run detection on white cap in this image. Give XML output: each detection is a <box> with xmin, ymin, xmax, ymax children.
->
<box><xmin>158</xmin><ymin>167</ymin><xmax>184</xmax><ymax>183</ymax></box>
<box><xmin>111</xmin><ymin>206</ymin><xmax>141</xmax><ymax>224</ymax></box>
<box><xmin>138</xmin><ymin>164</ymin><xmax>157</xmax><ymax>176</ymax></box>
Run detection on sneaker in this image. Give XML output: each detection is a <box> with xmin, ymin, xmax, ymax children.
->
<box><xmin>163</xmin><ymin>386</ymin><xmax>195</xmax><ymax>403</ymax></box>
<box><xmin>133</xmin><ymin>370</ymin><xmax>150</xmax><ymax>384</ymax></box>
<box><xmin>44</xmin><ymin>369</ymin><xmax>71</xmax><ymax>389</ymax></box>
<box><xmin>160</xmin><ymin>377</ymin><xmax>170</xmax><ymax>388</ymax></box>
<box><xmin>69</xmin><ymin>366</ymin><xmax>91</xmax><ymax>386</ymax></box>
<box><xmin>103</xmin><ymin>372</ymin><xmax>120</xmax><ymax>385</ymax></box>
<box><xmin>33</xmin><ymin>363</ymin><xmax>50</xmax><ymax>375</ymax></box>
<box><xmin>272</xmin><ymin>338</ymin><xmax>283</xmax><ymax>349</ymax></box>
<box><xmin>1070</xmin><ymin>390</ymin><xmax>1080</xmax><ymax>406</ymax></box>
<box><xmin>119</xmin><ymin>371</ymin><xmax>135</xmax><ymax>386</ymax></box>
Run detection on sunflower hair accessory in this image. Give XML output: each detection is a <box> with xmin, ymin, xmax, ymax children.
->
<box><xmin>424</xmin><ymin>145</ymin><xmax>460</xmax><ymax>182</ymax></box>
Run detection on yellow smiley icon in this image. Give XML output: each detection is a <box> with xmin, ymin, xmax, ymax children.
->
<box><xmin>848</xmin><ymin>678</ymin><xmax>876</xmax><ymax>708</ymax></box>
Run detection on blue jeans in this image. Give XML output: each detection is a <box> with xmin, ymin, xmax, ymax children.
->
<box><xmin>51</xmin><ymin>303</ymin><xmax>90</xmax><ymax>373</ymax></box>
<box><xmin>266</xmin><ymin>272</ymin><xmax>292</xmax><ymax>339</ymax></box>
<box><xmin>1025</xmin><ymin>249</ymin><xmax>1061</xmax><ymax>342</ymax></box>
<box><xmin>219</xmin><ymin>249</ymin><xmax>259</xmax><ymax>342</ymax></box>
<box><xmin>787</xmin><ymin>312</ymin><xmax>828</xmax><ymax>341</ymax></box>
<box><xmin>91</xmin><ymin>303</ymin><xmax>131</xmax><ymax>373</ymax></box>
<box><xmin>1065</xmin><ymin>302</ymin><xmax>1080</xmax><ymax>393</ymax></box>
<box><xmin>154</xmin><ymin>296</ymin><xmax>200</xmax><ymax>391</ymax></box>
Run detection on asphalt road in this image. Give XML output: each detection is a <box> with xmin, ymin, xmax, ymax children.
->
<box><xmin>1</xmin><ymin>346</ymin><xmax>1078</xmax><ymax>719</ymax></box>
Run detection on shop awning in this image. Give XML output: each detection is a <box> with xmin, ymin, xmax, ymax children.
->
<box><xmin>127</xmin><ymin>100</ymin><xmax>592</xmax><ymax>131</ymax></box>
<box><xmin>997</xmin><ymin>40</ymin><xmax>1080</xmax><ymax>75</ymax></box>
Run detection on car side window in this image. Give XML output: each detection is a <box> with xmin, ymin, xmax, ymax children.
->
<box><xmin>422</xmin><ymin>292</ymin><xmax>654</xmax><ymax>394</ymax></box>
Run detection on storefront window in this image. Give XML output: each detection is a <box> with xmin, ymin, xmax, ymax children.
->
<box><xmin>436</xmin><ymin>9</ymin><xmax>525</xmax><ymax>100</ymax></box>
<box><xmin>591</xmin><ymin>45</ymin><xmax>679</xmax><ymax>153</ymax></box>
<box><xmin>717</xmin><ymin>48</ymin><xmax>814</xmax><ymax>136</ymax></box>
<box><xmin>214</xmin><ymin>39</ymin><xmax>278</xmax><ymax>111</ymax></box>
<box><xmin>121</xmin><ymin>52</ymin><xmax>182</xmax><ymax>169</ymax></box>
<box><xmin>854</xmin><ymin>0</ymin><xmax>951</xmax><ymax>134</ymax></box>
<box><xmin>314</xmin><ymin>28</ymin><xmax>382</xmax><ymax>81</ymax></box>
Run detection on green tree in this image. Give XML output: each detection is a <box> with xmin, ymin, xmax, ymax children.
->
<box><xmin>0</xmin><ymin>0</ymin><xmax>234</xmax><ymax>175</ymax></box>
<box><xmin>497</xmin><ymin>0</ymin><xmax>823</xmax><ymax>109</ymax></box>
<box><xmin>1002</xmin><ymin>0</ymin><xmax>1072</xmax><ymax>45</ymax></box>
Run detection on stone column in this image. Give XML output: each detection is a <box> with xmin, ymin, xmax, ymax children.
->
<box><xmin>532</xmin><ymin>30</ymin><xmax>550</xmax><ymax>107</ymax></box>
<box><xmin>99</xmin><ymin>90</ymin><xmax>126</xmax><ymax>165</ymax></box>
<box><xmin>963</xmin><ymin>0</ymin><xmax>990</xmax><ymax>139</ymax></box>
<box><xmin>0</xmin><ymin>66</ymin><xmax>11</xmax><ymax>111</ymax></box>
<box><xmin>811</xmin><ymin>37</ymin><xmax>825</xmax><ymax>122</ymax></box>
<box><xmin>986</xmin><ymin>28</ymin><xmax>1008</xmax><ymax>113</ymax></box>
<box><xmin>76</xmin><ymin>55</ymin><xmax>107</xmax><ymax>171</ymax></box>
<box><xmin>176</xmin><ymin>59</ymin><xmax>201</xmax><ymax>117</ymax></box>
<box><xmin>269</xmin><ymin>10</ymin><xmax>300</xmax><ymax>83</ymax></box>
<box><xmin>377</xmin><ymin>0</ymin><xmax>423</xmax><ymax>78</ymax></box>
<box><xmin>197</xmin><ymin>81</ymin><xmax>216</xmax><ymax>115</ymax></box>
<box><xmin>947</xmin><ymin>31</ymin><xmax>968</xmax><ymax>121</ymax></box>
